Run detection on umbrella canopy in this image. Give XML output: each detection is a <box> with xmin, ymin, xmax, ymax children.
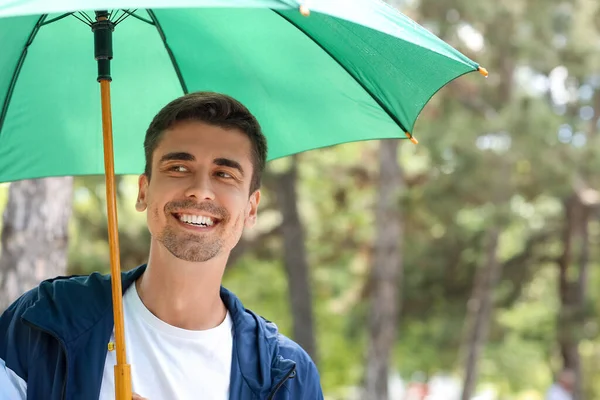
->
<box><xmin>0</xmin><ymin>0</ymin><xmax>483</xmax><ymax>183</ymax></box>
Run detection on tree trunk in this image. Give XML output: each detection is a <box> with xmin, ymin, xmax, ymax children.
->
<box><xmin>557</xmin><ymin>195</ymin><xmax>589</xmax><ymax>400</ymax></box>
<box><xmin>559</xmin><ymin>84</ymin><xmax>600</xmax><ymax>400</ymax></box>
<box><xmin>0</xmin><ymin>177</ymin><xmax>73</xmax><ymax>311</ymax></box>
<box><xmin>364</xmin><ymin>139</ymin><xmax>404</xmax><ymax>400</ymax></box>
<box><xmin>460</xmin><ymin>228</ymin><xmax>501</xmax><ymax>400</ymax></box>
<box><xmin>575</xmin><ymin>203</ymin><xmax>589</xmax><ymax>400</ymax></box>
<box><xmin>275</xmin><ymin>155</ymin><xmax>317</xmax><ymax>362</ymax></box>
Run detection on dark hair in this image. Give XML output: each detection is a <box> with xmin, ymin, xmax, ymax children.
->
<box><xmin>144</xmin><ymin>92</ymin><xmax>267</xmax><ymax>193</ymax></box>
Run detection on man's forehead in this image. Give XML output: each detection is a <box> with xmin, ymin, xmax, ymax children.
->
<box><xmin>154</xmin><ymin>124</ymin><xmax>252</xmax><ymax>164</ymax></box>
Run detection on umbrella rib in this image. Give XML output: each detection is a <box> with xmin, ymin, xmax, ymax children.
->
<box><xmin>146</xmin><ymin>10</ymin><xmax>189</xmax><ymax>94</ymax></box>
<box><xmin>71</xmin><ymin>13</ymin><xmax>92</xmax><ymax>26</ymax></box>
<box><xmin>113</xmin><ymin>9</ymin><xmax>136</xmax><ymax>26</ymax></box>
<box><xmin>0</xmin><ymin>15</ymin><xmax>47</xmax><ymax>135</ymax></box>
<box><xmin>271</xmin><ymin>10</ymin><xmax>410</xmax><ymax>136</ymax></box>
<box><xmin>77</xmin><ymin>11</ymin><xmax>94</xmax><ymax>25</ymax></box>
<box><xmin>119</xmin><ymin>10</ymin><xmax>154</xmax><ymax>25</ymax></box>
<box><xmin>111</xmin><ymin>9</ymin><xmax>124</xmax><ymax>23</ymax></box>
<box><xmin>40</xmin><ymin>12</ymin><xmax>74</xmax><ymax>26</ymax></box>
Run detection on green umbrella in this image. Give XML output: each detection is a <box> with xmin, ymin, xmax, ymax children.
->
<box><xmin>0</xmin><ymin>1</ymin><xmax>487</xmax><ymax>182</ymax></box>
<box><xmin>0</xmin><ymin>1</ymin><xmax>486</xmax><ymax>399</ymax></box>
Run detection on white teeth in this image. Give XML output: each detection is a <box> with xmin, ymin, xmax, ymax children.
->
<box><xmin>180</xmin><ymin>214</ymin><xmax>214</xmax><ymax>227</ymax></box>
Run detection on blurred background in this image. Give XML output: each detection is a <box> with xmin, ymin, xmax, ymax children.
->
<box><xmin>1</xmin><ymin>0</ymin><xmax>600</xmax><ymax>399</ymax></box>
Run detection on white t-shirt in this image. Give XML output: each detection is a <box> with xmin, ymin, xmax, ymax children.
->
<box><xmin>98</xmin><ymin>284</ymin><xmax>233</xmax><ymax>400</ymax></box>
<box><xmin>545</xmin><ymin>384</ymin><xmax>572</xmax><ymax>400</ymax></box>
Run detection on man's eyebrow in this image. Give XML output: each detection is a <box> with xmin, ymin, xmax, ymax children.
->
<box><xmin>214</xmin><ymin>158</ymin><xmax>244</xmax><ymax>176</ymax></box>
<box><xmin>159</xmin><ymin>152</ymin><xmax>195</xmax><ymax>163</ymax></box>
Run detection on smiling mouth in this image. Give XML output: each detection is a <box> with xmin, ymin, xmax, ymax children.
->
<box><xmin>173</xmin><ymin>213</ymin><xmax>220</xmax><ymax>228</ymax></box>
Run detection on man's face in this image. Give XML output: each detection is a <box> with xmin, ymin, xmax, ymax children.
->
<box><xmin>136</xmin><ymin>120</ymin><xmax>260</xmax><ymax>262</ymax></box>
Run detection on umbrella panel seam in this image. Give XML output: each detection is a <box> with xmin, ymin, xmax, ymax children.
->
<box><xmin>0</xmin><ymin>11</ymin><xmax>97</xmax><ymax>137</ymax></box>
<box><xmin>0</xmin><ymin>15</ymin><xmax>47</xmax><ymax>137</ymax></box>
<box><xmin>271</xmin><ymin>9</ymin><xmax>410</xmax><ymax>136</ymax></box>
<box><xmin>147</xmin><ymin>10</ymin><xmax>189</xmax><ymax>94</ymax></box>
<box><xmin>0</xmin><ymin>10</ymin><xmax>180</xmax><ymax>140</ymax></box>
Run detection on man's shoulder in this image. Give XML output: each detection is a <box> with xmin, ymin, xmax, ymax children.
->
<box><xmin>275</xmin><ymin>331</ymin><xmax>315</xmax><ymax>367</ymax></box>
<box><xmin>1</xmin><ymin>273</ymin><xmax>96</xmax><ymax>315</ymax></box>
<box><xmin>7</xmin><ymin>266</ymin><xmax>143</xmax><ymax>314</ymax></box>
<box><xmin>237</xmin><ymin>306</ymin><xmax>316</xmax><ymax>364</ymax></box>
<box><xmin>272</xmin><ymin>331</ymin><xmax>323</xmax><ymax>397</ymax></box>
<box><xmin>222</xmin><ymin>288</ymin><xmax>314</xmax><ymax>368</ymax></box>
<box><xmin>25</xmin><ymin>271</ymin><xmax>112</xmax><ymax>305</ymax></box>
<box><xmin>1</xmin><ymin>271</ymin><xmax>117</xmax><ymax>338</ymax></box>
<box><xmin>244</xmin><ymin>310</ymin><xmax>315</xmax><ymax>368</ymax></box>
<box><xmin>267</xmin><ymin>325</ymin><xmax>320</xmax><ymax>382</ymax></box>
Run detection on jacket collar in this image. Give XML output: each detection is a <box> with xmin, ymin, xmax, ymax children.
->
<box><xmin>21</xmin><ymin>264</ymin><xmax>295</xmax><ymax>395</ymax></box>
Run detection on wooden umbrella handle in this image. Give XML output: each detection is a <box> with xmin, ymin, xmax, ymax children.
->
<box><xmin>100</xmin><ymin>78</ymin><xmax>132</xmax><ymax>400</ymax></box>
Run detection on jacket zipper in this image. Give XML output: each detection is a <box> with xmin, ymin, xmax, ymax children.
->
<box><xmin>24</xmin><ymin>321</ymin><xmax>69</xmax><ymax>400</ymax></box>
<box><xmin>267</xmin><ymin>365</ymin><xmax>297</xmax><ymax>400</ymax></box>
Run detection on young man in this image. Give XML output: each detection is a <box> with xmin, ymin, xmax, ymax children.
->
<box><xmin>0</xmin><ymin>92</ymin><xmax>323</xmax><ymax>399</ymax></box>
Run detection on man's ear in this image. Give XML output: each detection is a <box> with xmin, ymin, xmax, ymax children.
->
<box><xmin>136</xmin><ymin>174</ymin><xmax>148</xmax><ymax>212</ymax></box>
<box><xmin>245</xmin><ymin>190</ymin><xmax>261</xmax><ymax>228</ymax></box>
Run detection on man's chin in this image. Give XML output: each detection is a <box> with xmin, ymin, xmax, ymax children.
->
<box><xmin>164</xmin><ymin>241</ymin><xmax>222</xmax><ymax>263</ymax></box>
<box><xmin>155</xmin><ymin>227</ymin><xmax>231</xmax><ymax>262</ymax></box>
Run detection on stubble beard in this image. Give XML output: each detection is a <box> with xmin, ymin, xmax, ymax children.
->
<box><xmin>158</xmin><ymin>225</ymin><xmax>224</xmax><ymax>262</ymax></box>
<box><xmin>153</xmin><ymin>200</ymin><xmax>247</xmax><ymax>263</ymax></box>
<box><xmin>156</xmin><ymin>199</ymin><xmax>230</xmax><ymax>262</ymax></box>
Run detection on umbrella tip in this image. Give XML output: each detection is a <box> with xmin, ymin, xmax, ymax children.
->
<box><xmin>478</xmin><ymin>66</ymin><xmax>489</xmax><ymax>77</ymax></box>
<box><xmin>405</xmin><ymin>132</ymin><xmax>419</xmax><ymax>144</ymax></box>
<box><xmin>299</xmin><ymin>4</ymin><xmax>310</xmax><ymax>16</ymax></box>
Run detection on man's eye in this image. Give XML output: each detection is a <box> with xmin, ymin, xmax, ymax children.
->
<box><xmin>216</xmin><ymin>171</ymin><xmax>232</xmax><ymax>179</ymax></box>
<box><xmin>170</xmin><ymin>165</ymin><xmax>188</xmax><ymax>173</ymax></box>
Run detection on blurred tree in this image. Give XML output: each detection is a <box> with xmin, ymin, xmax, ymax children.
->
<box><xmin>0</xmin><ymin>177</ymin><xmax>73</xmax><ymax>311</ymax></box>
<box><xmin>460</xmin><ymin>227</ymin><xmax>500</xmax><ymax>400</ymax></box>
<box><xmin>556</xmin><ymin>90</ymin><xmax>600</xmax><ymax>399</ymax></box>
<box><xmin>364</xmin><ymin>139</ymin><xmax>404</xmax><ymax>400</ymax></box>
<box><xmin>275</xmin><ymin>155</ymin><xmax>317</xmax><ymax>362</ymax></box>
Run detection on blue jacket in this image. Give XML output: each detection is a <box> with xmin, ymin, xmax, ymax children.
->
<box><xmin>0</xmin><ymin>265</ymin><xmax>323</xmax><ymax>399</ymax></box>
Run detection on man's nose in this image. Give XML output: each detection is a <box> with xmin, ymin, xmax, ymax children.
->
<box><xmin>184</xmin><ymin>173</ymin><xmax>215</xmax><ymax>201</ymax></box>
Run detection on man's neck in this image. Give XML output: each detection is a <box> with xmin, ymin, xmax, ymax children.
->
<box><xmin>135</xmin><ymin>242</ymin><xmax>229</xmax><ymax>330</ymax></box>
